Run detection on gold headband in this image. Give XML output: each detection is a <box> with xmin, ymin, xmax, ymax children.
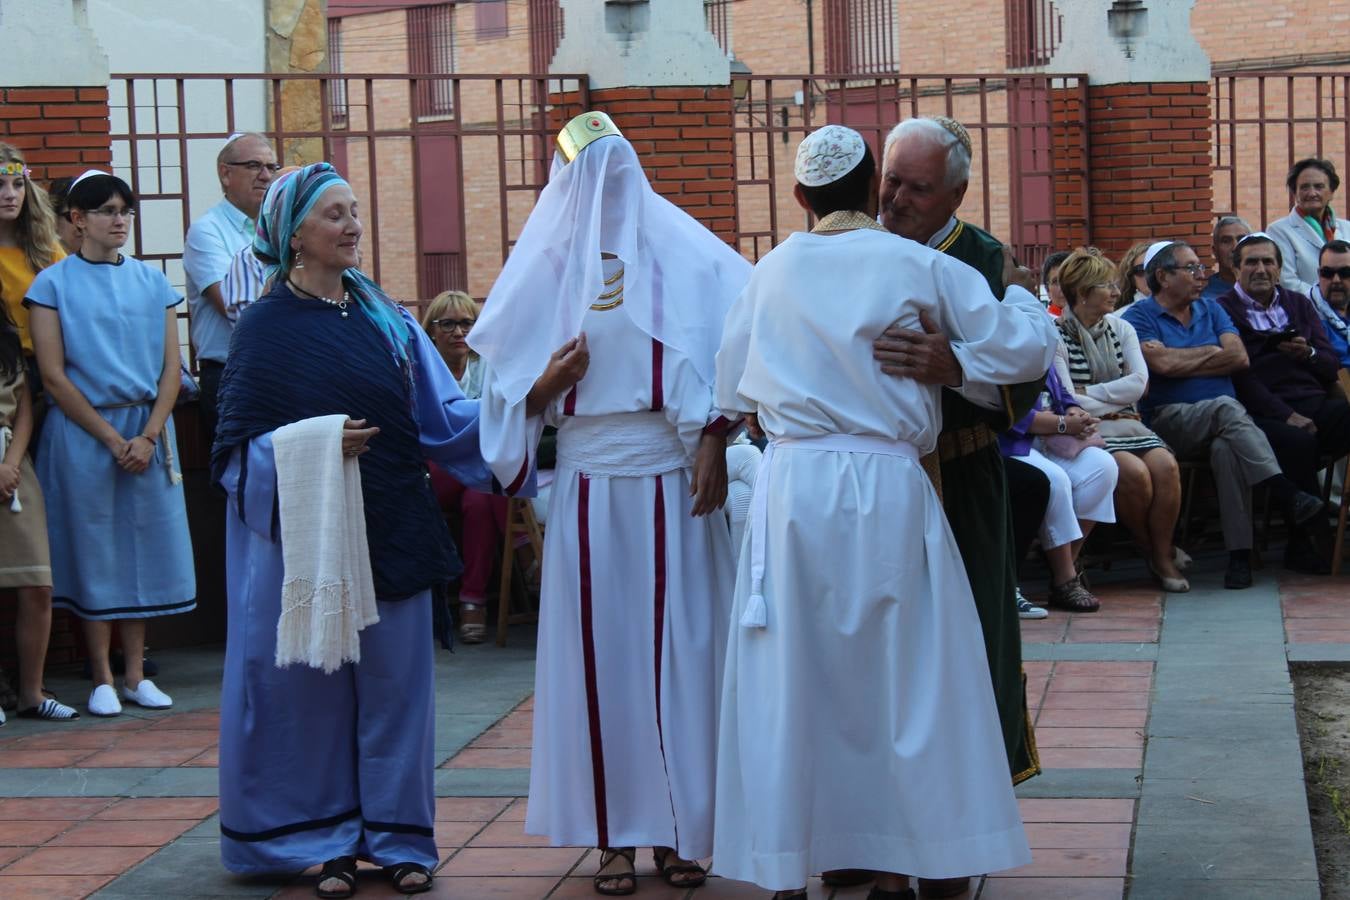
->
<box><xmin>0</xmin><ymin>162</ymin><xmax>30</xmax><ymax>178</ymax></box>
<box><xmin>557</xmin><ymin>111</ymin><xmax>623</xmax><ymax>163</ymax></box>
<box><xmin>929</xmin><ymin>116</ymin><xmax>973</xmax><ymax>157</ymax></box>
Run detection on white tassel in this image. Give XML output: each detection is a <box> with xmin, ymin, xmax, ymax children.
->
<box><xmin>8</xmin><ymin>492</ymin><xmax>20</xmax><ymax>514</ymax></box>
<box><xmin>740</xmin><ymin>585</ymin><xmax>767</xmax><ymax>629</ymax></box>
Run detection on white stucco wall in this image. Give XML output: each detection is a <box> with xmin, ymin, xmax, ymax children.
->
<box><xmin>87</xmin><ymin>0</ymin><xmax>270</xmax><ymax>285</ymax></box>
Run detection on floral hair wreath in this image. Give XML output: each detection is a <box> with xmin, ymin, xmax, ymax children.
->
<box><xmin>0</xmin><ymin>163</ymin><xmax>32</xmax><ymax>178</ymax></box>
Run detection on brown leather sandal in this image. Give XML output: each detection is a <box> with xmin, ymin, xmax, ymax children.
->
<box><xmin>1046</xmin><ymin>572</ymin><xmax>1100</xmax><ymax>613</ymax></box>
<box><xmin>652</xmin><ymin>846</ymin><xmax>706</xmax><ymax>887</ymax></box>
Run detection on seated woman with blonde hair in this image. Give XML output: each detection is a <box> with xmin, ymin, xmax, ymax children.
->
<box><xmin>1056</xmin><ymin>247</ymin><xmax>1188</xmax><ymax>592</ymax></box>
<box><xmin>421</xmin><ymin>290</ymin><xmax>532</xmax><ymax>642</ymax></box>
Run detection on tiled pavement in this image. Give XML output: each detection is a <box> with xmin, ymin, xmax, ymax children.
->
<box><xmin>0</xmin><ymin>555</ymin><xmax>1340</xmax><ymax>898</ymax></box>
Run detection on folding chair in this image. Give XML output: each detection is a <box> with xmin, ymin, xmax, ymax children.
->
<box><xmin>495</xmin><ymin>498</ymin><xmax>544</xmax><ymax>646</ymax></box>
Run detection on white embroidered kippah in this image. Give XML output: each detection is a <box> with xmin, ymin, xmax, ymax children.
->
<box><xmin>1143</xmin><ymin>240</ymin><xmax>1174</xmax><ymax>269</ymax></box>
<box><xmin>795</xmin><ymin>125</ymin><xmax>867</xmax><ymax>188</ymax></box>
<box><xmin>70</xmin><ymin>169</ymin><xmax>110</xmax><ymax>187</ymax></box>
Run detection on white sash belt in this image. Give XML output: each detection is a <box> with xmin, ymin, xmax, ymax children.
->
<box><xmin>556</xmin><ymin>411</ymin><xmax>688</xmax><ymax>477</ymax></box>
<box><xmin>742</xmin><ymin>433</ymin><xmax>920</xmax><ymax>629</ymax></box>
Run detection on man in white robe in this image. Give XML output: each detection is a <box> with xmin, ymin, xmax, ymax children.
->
<box><xmin>713</xmin><ymin>125</ymin><xmax>1052</xmax><ymax>898</ymax></box>
<box><xmin>470</xmin><ymin>112</ymin><xmax>749</xmax><ymax>893</ymax></box>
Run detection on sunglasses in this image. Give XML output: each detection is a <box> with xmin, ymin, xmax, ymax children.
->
<box><xmin>1319</xmin><ymin>266</ymin><xmax>1350</xmax><ymax>280</ymax></box>
<box><xmin>1129</xmin><ymin>265</ymin><xmax>1145</xmax><ymax>277</ymax></box>
<box><xmin>430</xmin><ymin>318</ymin><xmax>475</xmax><ymax>332</ymax></box>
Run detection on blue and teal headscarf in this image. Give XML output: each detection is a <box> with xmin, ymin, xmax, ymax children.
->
<box><xmin>254</xmin><ymin>162</ymin><xmax>411</xmax><ymax>363</ymax></box>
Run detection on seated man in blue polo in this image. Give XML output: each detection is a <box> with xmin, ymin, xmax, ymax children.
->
<box><xmin>1216</xmin><ymin>232</ymin><xmax>1350</xmax><ymax>573</ymax></box>
<box><xmin>1122</xmin><ymin>240</ymin><xmax>1324</xmax><ymax>589</ymax></box>
<box><xmin>1309</xmin><ymin>239</ymin><xmax>1350</xmax><ymax>368</ymax></box>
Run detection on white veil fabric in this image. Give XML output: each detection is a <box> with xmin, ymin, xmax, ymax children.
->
<box><xmin>469</xmin><ymin>135</ymin><xmax>752</xmax><ymax>405</ymax></box>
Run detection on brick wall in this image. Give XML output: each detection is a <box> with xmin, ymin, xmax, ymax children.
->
<box><xmin>1085</xmin><ymin>82</ymin><xmax>1213</xmax><ymax>261</ymax></box>
<box><xmin>551</xmin><ymin>87</ymin><xmax>737</xmax><ymax>245</ymax></box>
<box><xmin>0</xmin><ymin>87</ymin><xmax>112</xmax><ymax>180</ymax></box>
<box><xmin>1051</xmin><ymin>86</ymin><xmax>1089</xmax><ymax>252</ymax></box>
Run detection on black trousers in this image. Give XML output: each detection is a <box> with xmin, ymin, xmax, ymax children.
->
<box><xmin>1005</xmin><ymin>455</ymin><xmax>1051</xmax><ymax>575</ymax></box>
<box><xmin>196</xmin><ymin>358</ymin><xmax>226</xmax><ymax>450</ymax></box>
<box><xmin>1253</xmin><ymin>392</ymin><xmax>1350</xmax><ymax>497</ymax></box>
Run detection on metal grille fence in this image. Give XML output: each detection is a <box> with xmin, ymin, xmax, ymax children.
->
<box><xmin>107</xmin><ymin>71</ymin><xmax>587</xmax><ymax>366</ymax></box>
<box><xmin>823</xmin><ymin>0</ymin><xmax>898</xmax><ymax>76</ymax></box>
<box><xmin>1005</xmin><ymin>0</ymin><xmax>1062</xmax><ymax>70</ymax></box>
<box><xmin>731</xmin><ymin>72</ymin><xmax>1090</xmax><ymax>269</ymax></box>
<box><xmin>1211</xmin><ymin>70</ymin><xmax>1350</xmax><ymax>231</ymax></box>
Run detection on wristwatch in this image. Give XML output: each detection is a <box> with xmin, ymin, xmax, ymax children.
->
<box><xmin>1057</xmin><ymin>415</ymin><xmax>1067</xmax><ymax>434</ymax></box>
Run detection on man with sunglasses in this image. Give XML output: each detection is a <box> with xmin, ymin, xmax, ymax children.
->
<box><xmin>182</xmin><ymin>132</ymin><xmax>278</xmax><ymax>444</ymax></box>
<box><xmin>1309</xmin><ymin>240</ymin><xmax>1350</xmax><ymax>369</ymax></box>
<box><xmin>1124</xmin><ymin>239</ymin><xmax>1326</xmax><ymax>588</ymax></box>
<box><xmin>1215</xmin><ymin>233</ymin><xmax>1350</xmax><ymax>574</ymax></box>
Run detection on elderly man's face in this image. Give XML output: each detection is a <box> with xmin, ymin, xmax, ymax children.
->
<box><xmin>879</xmin><ymin>136</ymin><xmax>967</xmax><ymax>244</ymax></box>
<box><xmin>1295</xmin><ymin>166</ymin><xmax>1335</xmax><ymax>220</ymax></box>
<box><xmin>1321</xmin><ymin>248</ymin><xmax>1350</xmax><ymax>311</ymax></box>
<box><xmin>219</xmin><ymin>137</ymin><xmax>277</xmax><ymax>220</ymax></box>
<box><xmin>1236</xmin><ymin>242</ymin><xmax>1281</xmax><ymax>302</ymax></box>
<box><xmin>1159</xmin><ymin>245</ymin><xmax>1205</xmax><ymax>304</ymax></box>
<box><xmin>1212</xmin><ymin>221</ymin><xmax>1250</xmax><ymax>276</ymax></box>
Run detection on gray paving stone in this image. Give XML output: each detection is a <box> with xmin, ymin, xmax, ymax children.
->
<box><xmin>0</xmin><ymin>767</ymin><xmax>153</xmax><ymax>797</ymax></box>
<box><xmin>1131</xmin><ymin>820</ymin><xmax>1318</xmax><ymax>881</ymax></box>
<box><xmin>1141</xmin><ymin>735</ymin><xmax>1304</xmax><ymax>779</ymax></box>
<box><xmin>434</xmin><ymin>767</ymin><xmax>530</xmax><ymax>796</ymax></box>
<box><xmin>1013</xmin><ymin>768</ymin><xmax>1141</xmax><ymax>798</ymax></box>
<box><xmin>1123</xmin><ymin>878</ymin><xmax>1321</xmax><ymax>900</ymax></box>
<box><xmin>1287</xmin><ymin>643</ymin><xmax>1350</xmax><ymax>662</ymax></box>
<box><xmin>92</xmin><ymin>838</ymin><xmax>286</xmax><ymax>899</ymax></box>
<box><xmin>1136</xmin><ymin>777</ymin><xmax>1314</xmax><ymax>826</ymax></box>
<box><xmin>129</xmin><ymin>766</ymin><xmax>222</xmax><ymax>797</ymax></box>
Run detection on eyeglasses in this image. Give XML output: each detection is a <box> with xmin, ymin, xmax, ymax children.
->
<box><xmin>1164</xmin><ymin>263</ymin><xmax>1207</xmax><ymax>277</ymax></box>
<box><xmin>224</xmin><ymin>160</ymin><xmax>282</xmax><ymax>175</ymax></box>
<box><xmin>430</xmin><ymin>318</ymin><xmax>475</xmax><ymax>332</ymax></box>
<box><xmin>85</xmin><ymin>206</ymin><xmax>136</xmax><ymax>220</ymax></box>
<box><xmin>1129</xmin><ymin>265</ymin><xmax>1146</xmax><ymax>277</ymax></box>
<box><xmin>1320</xmin><ymin>266</ymin><xmax>1350</xmax><ymax>281</ymax></box>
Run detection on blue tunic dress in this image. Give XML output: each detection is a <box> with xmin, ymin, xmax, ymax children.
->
<box><xmin>24</xmin><ymin>254</ymin><xmax>196</xmax><ymax>620</ymax></box>
<box><xmin>215</xmin><ymin>292</ymin><xmax>493</xmax><ymax>873</ymax></box>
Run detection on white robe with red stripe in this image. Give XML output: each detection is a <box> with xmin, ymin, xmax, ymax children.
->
<box><xmin>478</xmin><ymin>272</ymin><xmax>737</xmax><ymax>857</ymax></box>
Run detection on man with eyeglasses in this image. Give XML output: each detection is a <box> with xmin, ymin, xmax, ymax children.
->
<box><xmin>1308</xmin><ymin>240</ymin><xmax>1350</xmax><ymax>369</ymax></box>
<box><xmin>1215</xmin><ymin>233</ymin><xmax>1349</xmax><ymax>574</ymax></box>
<box><xmin>182</xmin><ymin>131</ymin><xmax>278</xmax><ymax>444</ymax></box>
<box><xmin>1123</xmin><ymin>240</ymin><xmax>1325</xmax><ymax>589</ymax></box>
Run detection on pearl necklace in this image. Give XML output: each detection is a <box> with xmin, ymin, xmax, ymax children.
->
<box><xmin>288</xmin><ymin>280</ymin><xmax>351</xmax><ymax>317</ymax></box>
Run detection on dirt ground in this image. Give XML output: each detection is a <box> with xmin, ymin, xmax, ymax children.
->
<box><xmin>1293</xmin><ymin>665</ymin><xmax>1350</xmax><ymax>899</ymax></box>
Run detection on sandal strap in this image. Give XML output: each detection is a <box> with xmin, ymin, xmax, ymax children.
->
<box><xmin>385</xmin><ymin>862</ymin><xmax>432</xmax><ymax>893</ymax></box>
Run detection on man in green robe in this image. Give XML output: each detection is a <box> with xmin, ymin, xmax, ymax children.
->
<box><xmin>873</xmin><ymin>118</ymin><xmax>1047</xmax><ymax>786</ymax></box>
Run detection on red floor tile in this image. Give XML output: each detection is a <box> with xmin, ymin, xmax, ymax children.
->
<box><xmin>442</xmin><ymin>748</ymin><xmax>531</xmax><ymax>769</ymax></box>
<box><xmin>182</xmin><ymin>747</ymin><xmax>220</xmax><ymax>766</ymax></box>
<box><xmin>1044</xmin><ymin>675</ymin><xmax>1149</xmax><ymax>693</ymax></box>
<box><xmin>0</xmin><ymin>798</ymin><xmax>112</xmax><ymax>821</ymax></box>
<box><xmin>433</xmin><ymin>820</ymin><xmax>484</xmax><ymax>850</ymax></box>
<box><xmin>0</xmin><ymin>749</ymin><xmax>94</xmax><ymax>768</ymax></box>
<box><xmin>0</xmin><ymin>731</ymin><xmax>120</xmax><ymax>751</ymax></box>
<box><xmin>1035</xmin><ymin>708</ymin><xmax>1148</xmax><ymax>728</ymax></box>
<box><xmin>46</xmin><ymin>818</ymin><xmax>198</xmax><ymax>847</ymax></box>
<box><xmin>549</xmin><ymin>874</ymin><xmax>692</xmax><ymax>898</ymax></box>
<box><xmin>1025</xmin><ymin>822</ymin><xmax>1134</xmax><ymax>849</ymax></box>
<box><xmin>498</xmin><ymin>799</ymin><xmax>528</xmax><ymax>822</ymax></box>
<box><xmin>438</xmin><ymin>846</ymin><xmax>586</xmax><ymax>877</ymax></box>
<box><xmin>75</xmin><ymin>746</ymin><xmax>205</xmax><ymax>768</ymax></box>
<box><xmin>468</xmin><ymin>726</ymin><xmax>534</xmax><ymax>750</ymax></box>
<box><xmin>435</xmin><ymin>797</ymin><xmax>511</xmax><ymax>822</ymax></box>
<box><xmin>0</xmin><ymin>846</ymin><xmax>31</xmax><ymax>867</ymax></box>
<box><xmin>1051</xmin><ymin>662</ymin><xmax>1153</xmax><ymax>676</ymax></box>
<box><xmin>3</xmin><ymin>845</ymin><xmax>157</xmax><ymax>876</ymax></box>
<box><xmin>93</xmin><ymin>798</ymin><xmax>218</xmax><ymax>820</ymax></box>
<box><xmin>0</xmin><ymin>874</ymin><xmax>117</xmax><ymax>900</ymax></box>
<box><xmin>108</xmin><ymin>730</ymin><xmax>218</xmax><ymax>751</ymax></box>
<box><xmin>146</xmin><ymin>710</ymin><xmax>221</xmax><ymax>731</ymax></box>
<box><xmin>467</xmin><ymin>820</ymin><xmax>557</xmax><ymax>848</ymax></box>
<box><xmin>423</xmin><ymin>875</ymin><xmax>559</xmax><ymax>897</ymax></box>
<box><xmin>978</xmin><ymin>876</ymin><xmax>1124</xmax><ymax>898</ymax></box>
<box><xmin>0</xmin><ymin>820</ymin><xmax>75</xmax><ymax>846</ymax></box>
<box><xmin>1037</xmin><ymin>748</ymin><xmax>1143</xmax><ymax>769</ymax></box>
<box><xmin>1040</xmin><ymin>692</ymin><xmax>1150</xmax><ymax>710</ymax></box>
<box><xmin>996</xmin><ymin>848</ymin><xmax>1128</xmax><ymax>878</ymax></box>
<box><xmin>1018</xmin><ymin>798</ymin><xmax>1136</xmax><ymax>823</ymax></box>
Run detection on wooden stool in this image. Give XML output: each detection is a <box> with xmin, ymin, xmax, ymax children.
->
<box><xmin>496</xmin><ymin>498</ymin><xmax>544</xmax><ymax>646</ymax></box>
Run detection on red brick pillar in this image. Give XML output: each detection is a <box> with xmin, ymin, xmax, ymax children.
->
<box><xmin>549</xmin><ymin>86</ymin><xmax>736</xmax><ymax>245</ymax></box>
<box><xmin>0</xmin><ymin>87</ymin><xmax>112</xmax><ymax>672</ymax></box>
<box><xmin>1050</xmin><ymin>86</ymin><xmax>1089</xmax><ymax>252</ymax></box>
<box><xmin>1083</xmin><ymin>82</ymin><xmax>1212</xmax><ymax>260</ymax></box>
<box><xmin>0</xmin><ymin>87</ymin><xmax>113</xmax><ymax>180</ymax></box>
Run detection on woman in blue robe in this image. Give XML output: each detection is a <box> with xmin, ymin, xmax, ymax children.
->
<box><xmin>213</xmin><ymin>163</ymin><xmax>584</xmax><ymax>898</ymax></box>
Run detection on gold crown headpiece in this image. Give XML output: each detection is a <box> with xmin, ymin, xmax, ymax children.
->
<box><xmin>557</xmin><ymin>111</ymin><xmax>623</xmax><ymax>163</ymax></box>
<box><xmin>928</xmin><ymin>116</ymin><xmax>973</xmax><ymax>157</ymax></box>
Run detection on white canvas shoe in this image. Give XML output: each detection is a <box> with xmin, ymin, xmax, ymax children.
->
<box><xmin>121</xmin><ymin>679</ymin><xmax>172</xmax><ymax>709</ymax></box>
<box><xmin>89</xmin><ymin>683</ymin><xmax>123</xmax><ymax>717</ymax></box>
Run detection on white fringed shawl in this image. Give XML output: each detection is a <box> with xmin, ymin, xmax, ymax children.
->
<box><xmin>272</xmin><ymin>414</ymin><xmax>379</xmax><ymax>673</ymax></box>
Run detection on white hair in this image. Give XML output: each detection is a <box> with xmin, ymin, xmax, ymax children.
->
<box><xmin>883</xmin><ymin>118</ymin><xmax>971</xmax><ymax>189</ymax></box>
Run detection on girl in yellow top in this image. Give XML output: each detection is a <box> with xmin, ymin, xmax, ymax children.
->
<box><xmin>0</xmin><ymin>143</ymin><xmax>66</xmax><ymax>378</ymax></box>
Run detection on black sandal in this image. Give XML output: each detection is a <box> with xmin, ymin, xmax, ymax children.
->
<box><xmin>315</xmin><ymin>856</ymin><xmax>357</xmax><ymax>899</ymax></box>
<box><xmin>653</xmin><ymin>846</ymin><xmax>707</xmax><ymax>887</ymax></box>
<box><xmin>594</xmin><ymin>847</ymin><xmax>637</xmax><ymax>896</ymax></box>
<box><xmin>384</xmin><ymin>862</ymin><xmax>433</xmax><ymax>895</ymax></box>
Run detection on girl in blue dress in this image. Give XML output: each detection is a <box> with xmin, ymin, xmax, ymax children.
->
<box><xmin>25</xmin><ymin>171</ymin><xmax>195</xmax><ymax>718</ymax></box>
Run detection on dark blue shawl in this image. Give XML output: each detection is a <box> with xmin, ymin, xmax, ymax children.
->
<box><xmin>212</xmin><ymin>283</ymin><xmax>461</xmax><ymax>600</ymax></box>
